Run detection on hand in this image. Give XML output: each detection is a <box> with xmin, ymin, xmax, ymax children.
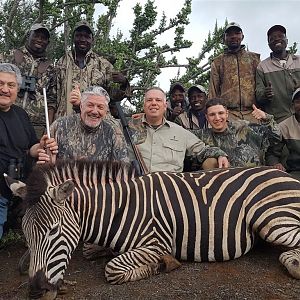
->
<box><xmin>218</xmin><ymin>156</ymin><xmax>230</xmax><ymax>168</ymax></box>
<box><xmin>39</xmin><ymin>135</ymin><xmax>58</xmax><ymax>164</ymax></box>
<box><xmin>252</xmin><ymin>104</ymin><xmax>266</xmax><ymax>121</ymax></box>
<box><xmin>36</xmin><ymin>148</ymin><xmax>51</xmax><ymax>164</ymax></box>
<box><xmin>69</xmin><ymin>84</ymin><xmax>81</xmax><ymax>106</ymax></box>
<box><xmin>171</xmin><ymin>103</ymin><xmax>184</xmax><ymax>118</ymax></box>
<box><xmin>273</xmin><ymin>163</ymin><xmax>286</xmax><ymax>172</ymax></box>
<box><xmin>264</xmin><ymin>81</ymin><xmax>274</xmax><ymax>100</ymax></box>
<box><xmin>112</xmin><ymin>71</ymin><xmax>126</xmax><ymax>85</ymax></box>
<box><xmin>132</xmin><ymin>112</ymin><xmax>144</xmax><ymax>119</ymax></box>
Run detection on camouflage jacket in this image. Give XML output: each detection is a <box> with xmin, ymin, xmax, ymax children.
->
<box><xmin>193</xmin><ymin>115</ymin><xmax>281</xmax><ymax>167</ymax></box>
<box><xmin>0</xmin><ymin>46</ymin><xmax>57</xmax><ymax>126</ymax></box>
<box><xmin>50</xmin><ymin>114</ymin><xmax>129</xmax><ymax>163</ymax></box>
<box><xmin>209</xmin><ymin>46</ymin><xmax>260</xmax><ymax>111</ymax></box>
<box><xmin>55</xmin><ymin>50</ymin><xmax>130</xmax><ymax>118</ymax></box>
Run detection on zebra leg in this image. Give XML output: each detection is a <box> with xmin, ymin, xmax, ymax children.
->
<box><xmin>105</xmin><ymin>247</ymin><xmax>180</xmax><ymax>284</ymax></box>
<box><xmin>279</xmin><ymin>248</ymin><xmax>300</xmax><ymax>279</ymax></box>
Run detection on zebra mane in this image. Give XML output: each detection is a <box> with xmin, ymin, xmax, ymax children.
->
<box><xmin>24</xmin><ymin>159</ymin><xmax>136</xmax><ymax>207</ymax></box>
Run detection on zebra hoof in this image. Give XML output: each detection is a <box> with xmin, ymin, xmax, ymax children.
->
<box><xmin>279</xmin><ymin>250</ymin><xmax>300</xmax><ymax>279</ymax></box>
<box><xmin>159</xmin><ymin>255</ymin><xmax>181</xmax><ymax>273</ymax></box>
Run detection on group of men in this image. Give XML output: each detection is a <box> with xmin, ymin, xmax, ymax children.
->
<box><xmin>166</xmin><ymin>22</ymin><xmax>300</xmax><ymax>175</ymax></box>
<box><xmin>0</xmin><ymin>20</ymin><xmax>300</xmax><ymax>239</ymax></box>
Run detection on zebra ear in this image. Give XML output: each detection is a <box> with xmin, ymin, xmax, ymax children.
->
<box><xmin>53</xmin><ymin>179</ymin><xmax>75</xmax><ymax>205</ymax></box>
<box><xmin>3</xmin><ymin>174</ymin><xmax>27</xmax><ymax>199</ymax></box>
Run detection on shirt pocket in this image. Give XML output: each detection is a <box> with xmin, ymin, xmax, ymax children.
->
<box><xmin>162</xmin><ymin>141</ymin><xmax>186</xmax><ymax>169</ymax></box>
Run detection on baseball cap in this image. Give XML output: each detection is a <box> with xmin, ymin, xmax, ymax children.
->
<box><xmin>29</xmin><ymin>23</ymin><xmax>50</xmax><ymax>38</ymax></box>
<box><xmin>292</xmin><ymin>87</ymin><xmax>300</xmax><ymax>101</ymax></box>
<box><xmin>73</xmin><ymin>20</ymin><xmax>94</xmax><ymax>35</ymax></box>
<box><xmin>169</xmin><ymin>82</ymin><xmax>185</xmax><ymax>94</ymax></box>
<box><xmin>225</xmin><ymin>22</ymin><xmax>242</xmax><ymax>33</ymax></box>
<box><xmin>267</xmin><ymin>25</ymin><xmax>286</xmax><ymax>37</ymax></box>
<box><xmin>188</xmin><ymin>85</ymin><xmax>207</xmax><ymax>97</ymax></box>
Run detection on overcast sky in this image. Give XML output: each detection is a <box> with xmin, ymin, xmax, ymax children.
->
<box><xmin>98</xmin><ymin>0</ymin><xmax>300</xmax><ymax>91</ymax></box>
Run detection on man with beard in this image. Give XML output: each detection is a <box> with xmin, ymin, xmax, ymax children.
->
<box><xmin>209</xmin><ymin>22</ymin><xmax>260</xmax><ymax>122</ymax></box>
<box><xmin>256</xmin><ymin>25</ymin><xmax>300</xmax><ymax>123</ymax></box>
<box><xmin>266</xmin><ymin>88</ymin><xmax>300</xmax><ymax>180</ymax></box>
<box><xmin>38</xmin><ymin>86</ymin><xmax>129</xmax><ymax>163</ymax></box>
<box><xmin>0</xmin><ymin>24</ymin><xmax>57</xmax><ymax>138</ymax></box>
<box><xmin>175</xmin><ymin>85</ymin><xmax>208</xmax><ymax>129</ymax></box>
<box><xmin>55</xmin><ymin>20</ymin><xmax>129</xmax><ymax>118</ymax></box>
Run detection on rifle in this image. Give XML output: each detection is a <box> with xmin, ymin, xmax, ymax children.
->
<box><xmin>114</xmin><ymin>102</ymin><xmax>148</xmax><ymax>176</ymax></box>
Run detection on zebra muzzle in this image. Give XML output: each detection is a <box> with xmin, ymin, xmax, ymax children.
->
<box><xmin>29</xmin><ymin>270</ymin><xmax>57</xmax><ymax>300</ymax></box>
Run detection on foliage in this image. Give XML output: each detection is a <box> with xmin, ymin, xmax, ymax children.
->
<box><xmin>0</xmin><ymin>229</ymin><xmax>23</xmax><ymax>249</ymax></box>
<box><xmin>0</xmin><ymin>0</ymin><xmax>227</xmax><ymax>110</ymax></box>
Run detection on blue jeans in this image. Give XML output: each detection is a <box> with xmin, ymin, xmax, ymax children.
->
<box><xmin>0</xmin><ymin>195</ymin><xmax>8</xmax><ymax>239</ymax></box>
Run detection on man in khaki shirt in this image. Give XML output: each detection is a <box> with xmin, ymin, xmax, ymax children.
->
<box><xmin>129</xmin><ymin>87</ymin><xmax>229</xmax><ymax>172</ymax></box>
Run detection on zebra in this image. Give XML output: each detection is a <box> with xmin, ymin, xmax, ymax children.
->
<box><xmin>6</xmin><ymin>159</ymin><xmax>300</xmax><ymax>300</ymax></box>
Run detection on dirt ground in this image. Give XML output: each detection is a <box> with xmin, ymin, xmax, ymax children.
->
<box><xmin>1</xmin><ymin>240</ymin><xmax>300</xmax><ymax>300</ymax></box>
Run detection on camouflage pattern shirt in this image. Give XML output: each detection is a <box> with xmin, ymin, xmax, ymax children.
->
<box><xmin>193</xmin><ymin>114</ymin><xmax>281</xmax><ymax>167</ymax></box>
<box><xmin>209</xmin><ymin>46</ymin><xmax>260</xmax><ymax>111</ymax></box>
<box><xmin>55</xmin><ymin>50</ymin><xmax>129</xmax><ymax>118</ymax></box>
<box><xmin>128</xmin><ymin>115</ymin><xmax>227</xmax><ymax>172</ymax></box>
<box><xmin>0</xmin><ymin>46</ymin><xmax>57</xmax><ymax>126</ymax></box>
<box><xmin>50</xmin><ymin>114</ymin><xmax>129</xmax><ymax>163</ymax></box>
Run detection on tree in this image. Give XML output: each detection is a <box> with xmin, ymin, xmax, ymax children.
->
<box><xmin>0</xmin><ymin>0</ymin><xmax>226</xmax><ymax>111</ymax></box>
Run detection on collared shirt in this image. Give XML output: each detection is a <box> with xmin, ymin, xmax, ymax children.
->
<box><xmin>129</xmin><ymin>115</ymin><xmax>227</xmax><ymax>172</ymax></box>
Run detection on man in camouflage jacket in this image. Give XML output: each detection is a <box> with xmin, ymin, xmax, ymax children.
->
<box><xmin>209</xmin><ymin>22</ymin><xmax>260</xmax><ymax>122</ymax></box>
<box><xmin>55</xmin><ymin>20</ymin><xmax>130</xmax><ymax>118</ymax></box>
<box><xmin>38</xmin><ymin>86</ymin><xmax>129</xmax><ymax>164</ymax></box>
<box><xmin>0</xmin><ymin>23</ymin><xmax>57</xmax><ymax>139</ymax></box>
<box><xmin>193</xmin><ymin>98</ymin><xmax>281</xmax><ymax>168</ymax></box>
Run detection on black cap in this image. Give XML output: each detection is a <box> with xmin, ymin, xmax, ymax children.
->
<box><xmin>169</xmin><ymin>82</ymin><xmax>185</xmax><ymax>94</ymax></box>
<box><xmin>267</xmin><ymin>25</ymin><xmax>286</xmax><ymax>37</ymax></box>
<box><xmin>73</xmin><ymin>20</ymin><xmax>94</xmax><ymax>36</ymax></box>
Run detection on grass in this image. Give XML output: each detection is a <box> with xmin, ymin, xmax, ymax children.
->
<box><xmin>0</xmin><ymin>229</ymin><xmax>24</xmax><ymax>249</ymax></box>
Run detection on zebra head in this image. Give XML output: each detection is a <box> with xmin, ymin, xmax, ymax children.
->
<box><xmin>7</xmin><ymin>173</ymin><xmax>80</xmax><ymax>300</ymax></box>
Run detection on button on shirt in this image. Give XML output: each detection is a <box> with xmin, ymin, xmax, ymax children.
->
<box><xmin>135</xmin><ymin>116</ymin><xmax>226</xmax><ymax>172</ymax></box>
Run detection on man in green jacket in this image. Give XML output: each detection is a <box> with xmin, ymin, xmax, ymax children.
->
<box><xmin>266</xmin><ymin>88</ymin><xmax>300</xmax><ymax>180</ymax></box>
<box><xmin>256</xmin><ymin>25</ymin><xmax>300</xmax><ymax>123</ymax></box>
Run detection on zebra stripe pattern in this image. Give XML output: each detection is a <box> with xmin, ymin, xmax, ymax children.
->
<box><xmin>16</xmin><ymin>160</ymin><xmax>300</xmax><ymax>294</ymax></box>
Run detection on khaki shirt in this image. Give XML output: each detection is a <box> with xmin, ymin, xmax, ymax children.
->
<box><xmin>129</xmin><ymin>116</ymin><xmax>227</xmax><ymax>172</ymax></box>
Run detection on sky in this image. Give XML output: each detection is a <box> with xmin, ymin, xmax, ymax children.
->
<box><xmin>97</xmin><ymin>0</ymin><xmax>300</xmax><ymax>91</ymax></box>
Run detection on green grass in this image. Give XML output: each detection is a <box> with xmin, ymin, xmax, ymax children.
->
<box><xmin>0</xmin><ymin>229</ymin><xmax>24</xmax><ymax>249</ymax></box>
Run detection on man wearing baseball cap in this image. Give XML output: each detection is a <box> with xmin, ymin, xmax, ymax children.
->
<box><xmin>267</xmin><ymin>87</ymin><xmax>300</xmax><ymax>180</ymax></box>
<box><xmin>55</xmin><ymin>20</ymin><xmax>130</xmax><ymax>118</ymax></box>
<box><xmin>166</xmin><ymin>82</ymin><xmax>188</xmax><ymax>121</ymax></box>
<box><xmin>174</xmin><ymin>85</ymin><xmax>208</xmax><ymax>129</ymax></box>
<box><xmin>256</xmin><ymin>25</ymin><xmax>300</xmax><ymax>123</ymax></box>
<box><xmin>0</xmin><ymin>23</ymin><xmax>57</xmax><ymax>139</ymax></box>
<box><xmin>209</xmin><ymin>22</ymin><xmax>260</xmax><ymax>122</ymax></box>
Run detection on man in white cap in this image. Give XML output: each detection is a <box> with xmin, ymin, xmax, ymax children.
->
<box><xmin>0</xmin><ymin>23</ymin><xmax>57</xmax><ymax>138</ymax></box>
<box><xmin>209</xmin><ymin>22</ymin><xmax>260</xmax><ymax>122</ymax></box>
<box><xmin>256</xmin><ymin>25</ymin><xmax>300</xmax><ymax>123</ymax></box>
<box><xmin>267</xmin><ymin>87</ymin><xmax>300</xmax><ymax>179</ymax></box>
